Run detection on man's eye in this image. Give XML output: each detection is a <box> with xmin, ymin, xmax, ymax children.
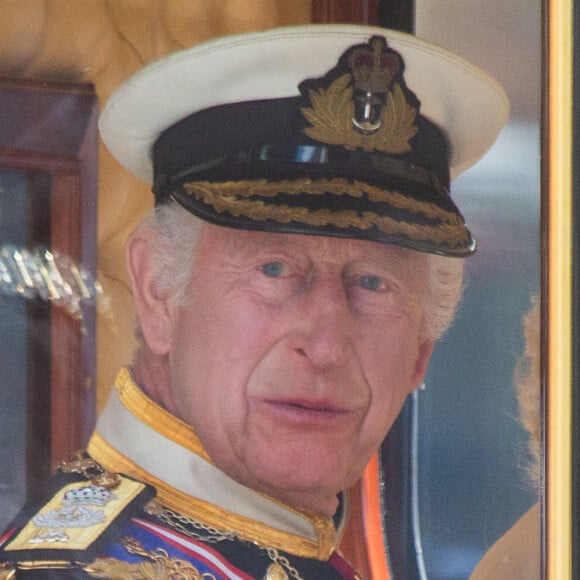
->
<box><xmin>261</xmin><ymin>262</ymin><xmax>285</xmax><ymax>278</ymax></box>
<box><xmin>359</xmin><ymin>275</ymin><xmax>384</xmax><ymax>292</ymax></box>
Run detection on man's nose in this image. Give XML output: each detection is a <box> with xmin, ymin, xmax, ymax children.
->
<box><xmin>292</xmin><ymin>274</ymin><xmax>351</xmax><ymax>368</ymax></box>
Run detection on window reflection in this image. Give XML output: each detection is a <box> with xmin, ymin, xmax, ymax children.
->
<box><xmin>0</xmin><ymin>169</ymin><xmax>100</xmax><ymax>533</ymax></box>
<box><xmin>0</xmin><ymin>171</ymin><xmax>31</xmax><ymax>531</ymax></box>
<box><xmin>380</xmin><ymin>0</ymin><xmax>542</xmax><ymax>577</ymax></box>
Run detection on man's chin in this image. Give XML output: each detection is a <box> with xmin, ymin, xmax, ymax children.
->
<box><xmin>246</xmin><ymin>457</ymin><xmax>352</xmax><ymax>514</ymax></box>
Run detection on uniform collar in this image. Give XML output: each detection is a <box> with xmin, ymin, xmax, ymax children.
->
<box><xmin>87</xmin><ymin>367</ymin><xmax>345</xmax><ymax>560</ymax></box>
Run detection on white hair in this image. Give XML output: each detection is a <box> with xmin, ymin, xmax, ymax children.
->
<box><xmin>135</xmin><ymin>200</ymin><xmax>464</xmax><ymax>338</ymax></box>
<box><xmin>135</xmin><ymin>201</ymin><xmax>203</xmax><ymax>307</ymax></box>
<box><xmin>422</xmin><ymin>253</ymin><xmax>465</xmax><ymax>340</ymax></box>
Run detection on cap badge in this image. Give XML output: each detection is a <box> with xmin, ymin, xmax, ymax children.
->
<box><xmin>300</xmin><ymin>36</ymin><xmax>418</xmax><ymax>153</ymax></box>
<box><xmin>349</xmin><ymin>37</ymin><xmax>400</xmax><ymax>133</ymax></box>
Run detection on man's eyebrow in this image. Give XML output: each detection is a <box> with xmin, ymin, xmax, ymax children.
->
<box><xmin>230</xmin><ymin>233</ymin><xmax>296</xmax><ymax>254</ymax></box>
<box><xmin>218</xmin><ymin>235</ymin><xmax>290</xmax><ymax>265</ymax></box>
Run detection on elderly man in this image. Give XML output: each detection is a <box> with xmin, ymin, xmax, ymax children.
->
<box><xmin>0</xmin><ymin>24</ymin><xmax>507</xmax><ymax>579</ymax></box>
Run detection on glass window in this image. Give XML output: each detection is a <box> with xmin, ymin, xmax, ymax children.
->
<box><xmin>378</xmin><ymin>1</ymin><xmax>542</xmax><ymax>578</ymax></box>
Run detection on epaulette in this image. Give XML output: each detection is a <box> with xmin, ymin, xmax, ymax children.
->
<box><xmin>0</xmin><ymin>453</ymin><xmax>156</xmax><ymax>578</ymax></box>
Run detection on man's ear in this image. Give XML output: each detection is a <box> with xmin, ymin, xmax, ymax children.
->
<box><xmin>126</xmin><ymin>233</ymin><xmax>172</xmax><ymax>356</ymax></box>
<box><xmin>410</xmin><ymin>339</ymin><xmax>436</xmax><ymax>391</ymax></box>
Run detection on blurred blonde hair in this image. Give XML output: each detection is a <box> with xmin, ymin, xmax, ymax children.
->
<box><xmin>514</xmin><ymin>296</ymin><xmax>541</xmax><ymax>482</ymax></box>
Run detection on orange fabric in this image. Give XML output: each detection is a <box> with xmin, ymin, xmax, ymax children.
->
<box><xmin>340</xmin><ymin>454</ymin><xmax>391</xmax><ymax>579</ymax></box>
<box><xmin>361</xmin><ymin>454</ymin><xmax>391</xmax><ymax>580</ymax></box>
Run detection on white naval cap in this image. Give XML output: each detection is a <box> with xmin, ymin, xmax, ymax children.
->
<box><xmin>99</xmin><ymin>24</ymin><xmax>509</xmax><ymax>256</ymax></box>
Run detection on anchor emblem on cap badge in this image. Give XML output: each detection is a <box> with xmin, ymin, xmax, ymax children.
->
<box><xmin>348</xmin><ymin>37</ymin><xmax>401</xmax><ymax>134</ymax></box>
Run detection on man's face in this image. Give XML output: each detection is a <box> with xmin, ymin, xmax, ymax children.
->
<box><xmin>163</xmin><ymin>224</ymin><xmax>433</xmax><ymax>514</ymax></box>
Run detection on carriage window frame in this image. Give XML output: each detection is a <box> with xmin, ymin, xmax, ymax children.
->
<box><xmin>0</xmin><ymin>77</ymin><xmax>98</xmax><ymax>510</ymax></box>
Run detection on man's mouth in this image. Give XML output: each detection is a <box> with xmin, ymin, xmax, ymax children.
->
<box><xmin>258</xmin><ymin>397</ymin><xmax>354</xmax><ymax>425</ymax></box>
<box><xmin>284</xmin><ymin>400</ymin><xmax>341</xmax><ymax>412</ymax></box>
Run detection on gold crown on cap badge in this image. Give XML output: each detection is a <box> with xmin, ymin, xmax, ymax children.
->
<box><xmin>300</xmin><ymin>36</ymin><xmax>418</xmax><ymax>153</ymax></box>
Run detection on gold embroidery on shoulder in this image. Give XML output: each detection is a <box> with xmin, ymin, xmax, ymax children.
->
<box><xmin>84</xmin><ymin>537</ymin><xmax>216</xmax><ymax>580</ymax></box>
<box><xmin>4</xmin><ymin>477</ymin><xmax>145</xmax><ymax>553</ymax></box>
<box><xmin>0</xmin><ymin>563</ymin><xmax>15</xmax><ymax>579</ymax></box>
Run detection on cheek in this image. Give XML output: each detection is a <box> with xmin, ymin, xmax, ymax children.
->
<box><xmin>170</xmin><ymin>294</ymin><xmax>285</xmax><ymax>399</ymax></box>
<box><xmin>223</xmin><ymin>286</ymin><xmax>297</xmax><ymax>347</ymax></box>
<box><xmin>356</xmin><ymin>322</ymin><xmax>423</xmax><ymax>415</ymax></box>
<box><xmin>358</xmin><ymin>312</ymin><xmax>422</xmax><ymax>370</ymax></box>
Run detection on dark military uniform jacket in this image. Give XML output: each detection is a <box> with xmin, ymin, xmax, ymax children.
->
<box><xmin>0</xmin><ymin>368</ymin><xmax>362</xmax><ymax>579</ymax></box>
